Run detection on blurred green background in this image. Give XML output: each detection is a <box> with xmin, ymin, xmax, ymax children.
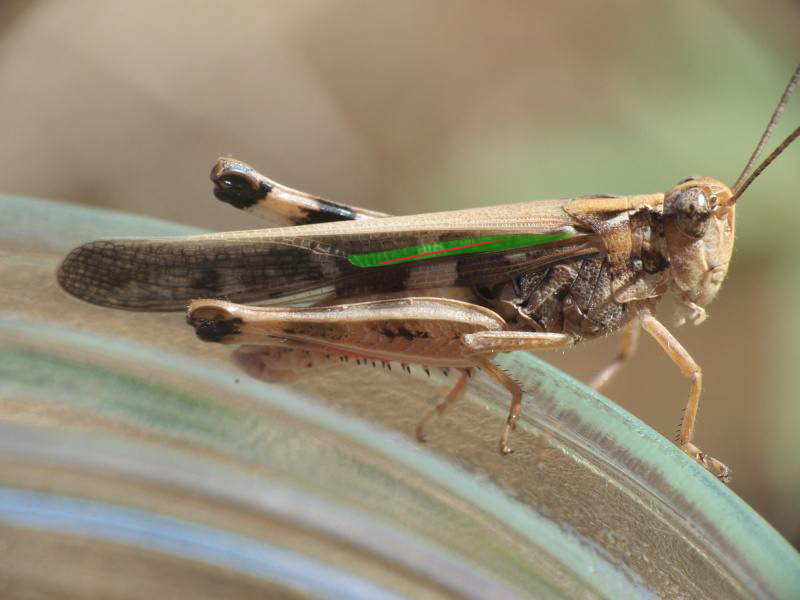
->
<box><xmin>1</xmin><ymin>0</ymin><xmax>798</xmax><ymax>547</ymax></box>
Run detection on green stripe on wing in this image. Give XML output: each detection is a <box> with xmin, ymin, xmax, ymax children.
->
<box><xmin>348</xmin><ymin>233</ymin><xmax>572</xmax><ymax>268</ymax></box>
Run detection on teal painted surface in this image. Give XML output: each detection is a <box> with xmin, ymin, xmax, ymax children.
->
<box><xmin>0</xmin><ymin>319</ymin><xmax>624</xmax><ymax>599</ymax></box>
<box><xmin>2</xmin><ymin>195</ymin><xmax>799</xmax><ymax>599</ymax></box>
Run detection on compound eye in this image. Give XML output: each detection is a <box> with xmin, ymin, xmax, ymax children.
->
<box><xmin>673</xmin><ymin>187</ymin><xmax>711</xmax><ymax>238</ymax></box>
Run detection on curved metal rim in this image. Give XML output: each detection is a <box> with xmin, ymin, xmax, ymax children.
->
<box><xmin>3</xmin><ymin>195</ymin><xmax>799</xmax><ymax>598</ymax></box>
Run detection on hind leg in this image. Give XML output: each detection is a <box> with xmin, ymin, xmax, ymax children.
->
<box><xmin>210</xmin><ymin>157</ymin><xmax>388</xmax><ymax>224</ymax></box>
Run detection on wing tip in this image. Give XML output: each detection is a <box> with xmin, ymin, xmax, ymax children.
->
<box><xmin>57</xmin><ymin>240</ymin><xmax>188</xmax><ymax>311</ymax></box>
<box><xmin>57</xmin><ymin>241</ymin><xmax>106</xmax><ymax>304</ymax></box>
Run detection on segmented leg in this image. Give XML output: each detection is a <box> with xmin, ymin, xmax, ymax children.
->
<box><xmin>479</xmin><ymin>360</ymin><xmax>524</xmax><ymax>455</ymax></box>
<box><xmin>638</xmin><ymin>308</ymin><xmax>730</xmax><ymax>482</ymax></box>
<box><xmin>463</xmin><ymin>330</ymin><xmax>574</xmax><ymax>454</ymax></box>
<box><xmin>462</xmin><ymin>331</ymin><xmax>572</xmax><ymax>353</ymax></box>
<box><xmin>589</xmin><ymin>317</ymin><xmax>640</xmax><ymax>390</ymax></box>
<box><xmin>210</xmin><ymin>157</ymin><xmax>388</xmax><ymax>224</ymax></box>
<box><xmin>416</xmin><ymin>369</ymin><xmax>471</xmax><ymax>443</ymax></box>
<box><xmin>189</xmin><ymin>298</ymin><xmax>577</xmax><ymax>455</ymax></box>
<box><xmin>187</xmin><ymin>297</ymin><xmax>506</xmax><ymax>352</ymax></box>
<box><xmin>189</xmin><ymin>296</ymin><xmax>505</xmax><ymax>450</ymax></box>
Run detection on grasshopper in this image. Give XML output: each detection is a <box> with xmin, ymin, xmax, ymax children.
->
<box><xmin>58</xmin><ymin>66</ymin><xmax>800</xmax><ymax>482</ymax></box>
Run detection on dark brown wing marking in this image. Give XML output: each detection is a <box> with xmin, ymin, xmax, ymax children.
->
<box><xmin>58</xmin><ymin>229</ymin><xmax>600</xmax><ymax>311</ymax></box>
<box><xmin>57</xmin><ymin>236</ymin><xmax>346</xmax><ymax>311</ymax></box>
<box><xmin>58</xmin><ymin>195</ymin><xmax>607</xmax><ymax>311</ymax></box>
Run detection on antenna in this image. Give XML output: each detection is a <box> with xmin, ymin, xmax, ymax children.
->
<box><xmin>730</xmin><ymin>64</ymin><xmax>800</xmax><ymax>203</ymax></box>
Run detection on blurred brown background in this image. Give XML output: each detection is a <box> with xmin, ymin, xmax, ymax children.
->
<box><xmin>1</xmin><ymin>0</ymin><xmax>798</xmax><ymax>547</ymax></box>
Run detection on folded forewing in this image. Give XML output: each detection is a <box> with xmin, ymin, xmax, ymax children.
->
<box><xmin>58</xmin><ymin>198</ymin><xmax>604</xmax><ymax>310</ymax></box>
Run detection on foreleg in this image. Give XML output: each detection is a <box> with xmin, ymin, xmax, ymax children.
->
<box><xmin>638</xmin><ymin>307</ymin><xmax>730</xmax><ymax>482</ymax></box>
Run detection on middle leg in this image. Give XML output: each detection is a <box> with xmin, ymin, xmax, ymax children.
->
<box><xmin>589</xmin><ymin>317</ymin><xmax>640</xmax><ymax>390</ymax></box>
<box><xmin>463</xmin><ymin>330</ymin><xmax>574</xmax><ymax>454</ymax></box>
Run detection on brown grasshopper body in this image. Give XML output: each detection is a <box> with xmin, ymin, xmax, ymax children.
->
<box><xmin>57</xmin><ymin>66</ymin><xmax>800</xmax><ymax>482</ymax></box>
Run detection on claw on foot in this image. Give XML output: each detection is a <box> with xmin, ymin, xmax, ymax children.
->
<box><xmin>498</xmin><ymin>440</ymin><xmax>513</xmax><ymax>455</ymax></box>
<box><xmin>682</xmin><ymin>442</ymin><xmax>731</xmax><ymax>483</ymax></box>
<box><xmin>498</xmin><ymin>419</ymin><xmax>516</xmax><ymax>455</ymax></box>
